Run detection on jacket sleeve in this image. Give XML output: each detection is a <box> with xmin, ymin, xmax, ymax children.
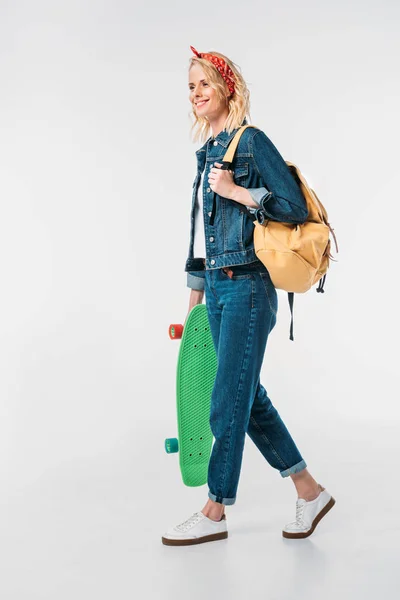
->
<box><xmin>249</xmin><ymin>130</ymin><xmax>308</xmax><ymax>223</ymax></box>
<box><xmin>247</xmin><ymin>187</ymin><xmax>268</xmax><ymax>206</ymax></box>
<box><xmin>187</xmin><ymin>270</ymin><xmax>205</xmax><ymax>291</ymax></box>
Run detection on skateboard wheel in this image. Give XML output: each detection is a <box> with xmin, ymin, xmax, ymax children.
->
<box><xmin>165</xmin><ymin>438</ymin><xmax>179</xmax><ymax>453</ymax></box>
<box><xmin>169</xmin><ymin>324</ymin><xmax>184</xmax><ymax>339</ymax></box>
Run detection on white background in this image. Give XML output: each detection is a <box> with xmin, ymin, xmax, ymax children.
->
<box><xmin>0</xmin><ymin>1</ymin><xmax>399</xmax><ymax>598</ymax></box>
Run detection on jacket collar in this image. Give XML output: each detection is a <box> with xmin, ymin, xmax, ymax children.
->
<box><xmin>196</xmin><ymin>117</ymin><xmax>248</xmax><ymax>154</ymax></box>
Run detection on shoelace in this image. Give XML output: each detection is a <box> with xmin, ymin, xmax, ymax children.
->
<box><xmin>175</xmin><ymin>512</ymin><xmax>204</xmax><ymax>532</ymax></box>
<box><xmin>289</xmin><ymin>500</ymin><xmax>306</xmax><ymax>526</ymax></box>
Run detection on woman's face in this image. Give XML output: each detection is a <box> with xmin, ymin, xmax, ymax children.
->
<box><xmin>188</xmin><ymin>64</ymin><xmax>225</xmax><ymax>119</ymax></box>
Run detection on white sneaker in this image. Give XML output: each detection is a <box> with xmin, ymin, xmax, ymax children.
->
<box><xmin>161</xmin><ymin>511</ymin><xmax>228</xmax><ymax>546</ymax></box>
<box><xmin>282</xmin><ymin>484</ymin><xmax>336</xmax><ymax>539</ymax></box>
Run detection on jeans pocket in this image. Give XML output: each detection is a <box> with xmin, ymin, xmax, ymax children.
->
<box><xmin>221</xmin><ymin>267</ymin><xmax>254</xmax><ymax>280</ymax></box>
<box><xmin>259</xmin><ymin>272</ymin><xmax>278</xmax><ymax>315</ymax></box>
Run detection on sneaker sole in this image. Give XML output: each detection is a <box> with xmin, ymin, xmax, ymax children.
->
<box><xmin>161</xmin><ymin>530</ymin><xmax>228</xmax><ymax>546</ymax></box>
<box><xmin>282</xmin><ymin>495</ymin><xmax>336</xmax><ymax>539</ymax></box>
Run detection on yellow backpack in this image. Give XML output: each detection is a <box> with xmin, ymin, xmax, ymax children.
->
<box><xmin>223</xmin><ymin>125</ymin><xmax>339</xmax><ymax>341</ymax></box>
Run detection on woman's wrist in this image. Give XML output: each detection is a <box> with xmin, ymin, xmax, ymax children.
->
<box><xmin>189</xmin><ymin>288</ymin><xmax>204</xmax><ymax>308</ymax></box>
<box><xmin>227</xmin><ymin>184</ymin><xmax>259</xmax><ymax>208</ymax></box>
<box><xmin>190</xmin><ymin>289</ymin><xmax>204</xmax><ymax>299</ymax></box>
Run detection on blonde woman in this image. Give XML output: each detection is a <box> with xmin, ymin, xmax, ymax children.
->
<box><xmin>162</xmin><ymin>47</ymin><xmax>335</xmax><ymax>546</ymax></box>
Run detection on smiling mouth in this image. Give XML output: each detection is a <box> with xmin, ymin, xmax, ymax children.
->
<box><xmin>196</xmin><ymin>100</ymin><xmax>209</xmax><ymax>108</ymax></box>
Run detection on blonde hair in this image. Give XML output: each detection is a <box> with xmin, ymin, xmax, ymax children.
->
<box><xmin>188</xmin><ymin>50</ymin><xmax>251</xmax><ymax>144</ymax></box>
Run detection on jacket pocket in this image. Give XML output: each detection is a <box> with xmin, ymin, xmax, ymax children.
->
<box><xmin>233</xmin><ymin>162</ymin><xmax>249</xmax><ymax>186</ymax></box>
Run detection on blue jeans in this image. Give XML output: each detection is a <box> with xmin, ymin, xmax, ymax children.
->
<box><xmin>204</xmin><ymin>261</ymin><xmax>307</xmax><ymax>506</ymax></box>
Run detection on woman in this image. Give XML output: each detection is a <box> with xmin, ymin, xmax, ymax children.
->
<box><xmin>161</xmin><ymin>47</ymin><xmax>335</xmax><ymax>546</ymax></box>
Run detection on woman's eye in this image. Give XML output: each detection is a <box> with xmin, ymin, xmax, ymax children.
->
<box><xmin>189</xmin><ymin>82</ymin><xmax>208</xmax><ymax>90</ymax></box>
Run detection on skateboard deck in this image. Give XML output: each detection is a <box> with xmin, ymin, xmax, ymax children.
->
<box><xmin>166</xmin><ymin>304</ymin><xmax>217</xmax><ymax>486</ymax></box>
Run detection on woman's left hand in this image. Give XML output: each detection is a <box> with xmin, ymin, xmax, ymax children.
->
<box><xmin>208</xmin><ymin>162</ymin><xmax>236</xmax><ymax>199</ymax></box>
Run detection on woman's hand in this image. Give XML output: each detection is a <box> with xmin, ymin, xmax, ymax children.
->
<box><xmin>184</xmin><ymin>289</ymin><xmax>204</xmax><ymax>328</ymax></box>
<box><xmin>208</xmin><ymin>162</ymin><xmax>236</xmax><ymax>199</ymax></box>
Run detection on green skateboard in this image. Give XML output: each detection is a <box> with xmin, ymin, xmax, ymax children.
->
<box><xmin>166</xmin><ymin>304</ymin><xmax>218</xmax><ymax>486</ymax></box>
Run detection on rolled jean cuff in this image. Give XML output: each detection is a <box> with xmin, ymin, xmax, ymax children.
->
<box><xmin>208</xmin><ymin>490</ymin><xmax>236</xmax><ymax>506</ymax></box>
<box><xmin>279</xmin><ymin>459</ymin><xmax>307</xmax><ymax>478</ymax></box>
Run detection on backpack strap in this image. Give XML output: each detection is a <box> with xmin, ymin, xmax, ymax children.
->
<box><xmin>288</xmin><ymin>292</ymin><xmax>294</xmax><ymax>341</ymax></box>
<box><xmin>316</xmin><ymin>274</ymin><xmax>326</xmax><ymax>293</ymax></box>
<box><xmin>287</xmin><ymin>274</ymin><xmax>327</xmax><ymax>341</ymax></box>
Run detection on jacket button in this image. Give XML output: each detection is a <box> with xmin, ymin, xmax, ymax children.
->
<box><xmin>210</xmin><ymin>259</ymin><xmax>216</xmax><ymax>265</ymax></box>
<box><xmin>207</xmin><ymin>187</ymin><xmax>211</xmax><ymax>193</ymax></box>
<box><xmin>213</xmin><ymin>141</ymin><xmax>218</xmax><ymax>146</ymax></box>
<box><xmin>208</xmin><ymin>211</ymin><xmax>212</xmax><ymax>217</ymax></box>
<box><xmin>209</xmin><ymin>236</ymin><xmax>214</xmax><ymax>242</ymax></box>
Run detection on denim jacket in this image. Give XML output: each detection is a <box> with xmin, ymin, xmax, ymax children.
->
<box><xmin>185</xmin><ymin>119</ymin><xmax>309</xmax><ymax>290</ymax></box>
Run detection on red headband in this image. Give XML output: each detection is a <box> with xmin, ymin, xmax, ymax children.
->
<box><xmin>190</xmin><ymin>46</ymin><xmax>236</xmax><ymax>96</ymax></box>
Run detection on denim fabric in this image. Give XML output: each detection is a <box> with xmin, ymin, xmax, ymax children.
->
<box><xmin>204</xmin><ymin>261</ymin><xmax>307</xmax><ymax>505</ymax></box>
<box><xmin>185</xmin><ymin>118</ymin><xmax>309</xmax><ymax>290</ymax></box>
